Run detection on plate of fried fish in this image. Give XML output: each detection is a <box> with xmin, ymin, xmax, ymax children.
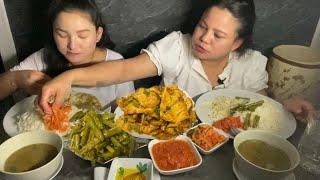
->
<box><xmin>114</xmin><ymin>85</ymin><xmax>197</xmax><ymax>139</ymax></box>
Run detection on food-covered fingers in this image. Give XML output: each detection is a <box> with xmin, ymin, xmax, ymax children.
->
<box><xmin>39</xmin><ymin>73</ymin><xmax>72</xmax><ymax>114</ymax></box>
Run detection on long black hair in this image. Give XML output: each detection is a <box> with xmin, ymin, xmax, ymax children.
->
<box><xmin>43</xmin><ymin>0</ymin><xmax>114</xmax><ymax>77</ymax></box>
<box><xmin>186</xmin><ymin>0</ymin><xmax>256</xmax><ymax>56</ymax></box>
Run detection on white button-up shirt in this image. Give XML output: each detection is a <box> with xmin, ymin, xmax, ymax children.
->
<box><xmin>142</xmin><ymin>31</ymin><xmax>268</xmax><ymax>98</ymax></box>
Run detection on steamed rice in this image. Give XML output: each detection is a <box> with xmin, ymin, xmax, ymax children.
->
<box><xmin>211</xmin><ymin>96</ymin><xmax>280</xmax><ymax>132</ymax></box>
<box><xmin>254</xmin><ymin>102</ymin><xmax>281</xmax><ymax>132</ymax></box>
<box><xmin>211</xmin><ymin>96</ymin><xmax>248</xmax><ymax>120</ymax></box>
<box><xmin>17</xmin><ymin>109</ymin><xmax>45</xmax><ymax>133</ymax></box>
<box><xmin>16</xmin><ymin>105</ymin><xmax>80</xmax><ymax>135</ymax></box>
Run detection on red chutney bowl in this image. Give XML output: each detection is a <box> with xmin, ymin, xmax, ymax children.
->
<box><xmin>148</xmin><ymin>135</ymin><xmax>202</xmax><ymax>175</ymax></box>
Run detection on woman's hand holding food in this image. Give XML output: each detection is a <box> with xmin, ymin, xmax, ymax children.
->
<box><xmin>39</xmin><ymin>71</ymin><xmax>73</xmax><ymax>114</ymax></box>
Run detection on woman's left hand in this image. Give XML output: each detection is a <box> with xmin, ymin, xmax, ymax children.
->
<box><xmin>16</xmin><ymin>70</ymin><xmax>52</xmax><ymax>95</ymax></box>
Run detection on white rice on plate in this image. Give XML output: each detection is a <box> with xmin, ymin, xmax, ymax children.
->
<box><xmin>211</xmin><ymin>96</ymin><xmax>281</xmax><ymax>132</ymax></box>
<box><xmin>211</xmin><ymin>96</ymin><xmax>248</xmax><ymax>120</ymax></box>
<box><xmin>16</xmin><ymin>105</ymin><xmax>80</xmax><ymax>136</ymax></box>
<box><xmin>253</xmin><ymin>101</ymin><xmax>281</xmax><ymax>132</ymax></box>
<box><xmin>17</xmin><ymin>109</ymin><xmax>45</xmax><ymax>133</ymax></box>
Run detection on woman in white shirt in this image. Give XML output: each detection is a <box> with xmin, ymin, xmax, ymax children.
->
<box><xmin>0</xmin><ymin>0</ymin><xmax>134</xmax><ymax>104</ymax></box>
<box><xmin>40</xmin><ymin>0</ymin><xmax>267</xmax><ymax>112</ymax></box>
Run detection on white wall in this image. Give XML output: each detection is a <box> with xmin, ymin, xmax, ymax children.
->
<box><xmin>311</xmin><ymin>17</ymin><xmax>320</xmax><ymax>48</ymax></box>
<box><xmin>0</xmin><ymin>0</ymin><xmax>18</xmax><ymax>70</ymax></box>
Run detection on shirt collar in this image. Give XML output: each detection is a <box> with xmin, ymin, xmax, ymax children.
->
<box><xmin>192</xmin><ymin>52</ymin><xmax>237</xmax><ymax>84</ymax></box>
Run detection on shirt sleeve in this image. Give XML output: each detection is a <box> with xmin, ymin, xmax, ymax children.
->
<box><xmin>243</xmin><ymin>51</ymin><xmax>269</xmax><ymax>92</ymax></box>
<box><xmin>10</xmin><ymin>49</ymin><xmax>46</xmax><ymax>71</ymax></box>
<box><xmin>141</xmin><ymin>31</ymin><xmax>184</xmax><ymax>77</ymax></box>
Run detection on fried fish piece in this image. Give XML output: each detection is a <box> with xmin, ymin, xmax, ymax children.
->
<box><xmin>133</xmin><ymin>88</ymin><xmax>161</xmax><ymax>108</ymax></box>
<box><xmin>117</xmin><ymin>97</ymin><xmax>144</xmax><ymax>114</ymax></box>
<box><xmin>160</xmin><ymin>85</ymin><xmax>189</xmax><ymax>123</ymax></box>
<box><xmin>117</xmin><ymin>88</ymin><xmax>161</xmax><ymax>117</ymax></box>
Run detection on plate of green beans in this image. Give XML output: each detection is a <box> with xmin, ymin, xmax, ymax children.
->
<box><xmin>68</xmin><ymin>110</ymin><xmax>136</xmax><ymax>164</ymax></box>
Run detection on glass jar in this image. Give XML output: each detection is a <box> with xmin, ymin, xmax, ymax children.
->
<box><xmin>298</xmin><ymin>110</ymin><xmax>320</xmax><ymax>174</ymax></box>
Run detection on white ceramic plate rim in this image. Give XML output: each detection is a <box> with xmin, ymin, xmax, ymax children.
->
<box><xmin>185</xmin><ymin>123</ymin><xmax>229</xmax><ymax>154</ymax></box>
<box><xmin>195</xmin><ymin>89</ymin><xmax>297</xmax><ymax>139</ymax></box>
<box><xmin>70</xmin><ymin>87</ymin><xmax>109</xmax><ymax>108</ymax></box>
<box><xmin>148</xmin><ymin>135</ymin><xmax>202</xmax><ymax>175</ymax></box>
<box><xmin>107</xmin><ymin>158</ymin><xmax>153</xmax><ymax>180</ymax></box>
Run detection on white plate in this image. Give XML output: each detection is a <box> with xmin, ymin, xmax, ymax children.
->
<box><xmin>148</xmin><ymin>135</ymin><xmax>202</xmax><ymax>175</ymax></box>
<box><xmin>3</xmin><ymin>90</ymin><xmax>107</xmax><ymax>137</ymax></box>
<box><xmin>70</xmin><ymin>87</ymin><xmax>108</xmax><ymax>108</ymax></box>
<box><xmin>3</xmin><ymin>95</ymin><xmax>37</xmax><ymax>137</ymax></box>
<box><xmin>107</xmin><ymin>158</ymin><xmax>153</xmax><ymax>180</ymax></box>
<box><xmin>195</xmin><ymin>89</ymin><xmax>296</xmax><ymax>139</ymax></box>
<box><xmin>185</xmin><ymin>123</ymin><xmax>229</xmax><ymax>154</ymax></box>
<box><xmin>114</xmin><ymin>107</ymin><xmax>156</xmax><ymax>139</ymax></box>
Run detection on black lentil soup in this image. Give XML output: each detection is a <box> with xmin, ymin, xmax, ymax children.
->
<box><xmin>4</xmin><ymin>143</ymin><xmax>58</xmax><ymax>173</ymax></box>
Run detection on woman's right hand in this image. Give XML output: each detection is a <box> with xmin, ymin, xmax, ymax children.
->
<box><xmin>282</xmin><ymin>96</ymin><xmax>315</xmax><ymax>123</ymax></box>
<box><xmin>39</xmin><ymin>72</ymin><xmax>73</xmax><ymax>114</ymax></box>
